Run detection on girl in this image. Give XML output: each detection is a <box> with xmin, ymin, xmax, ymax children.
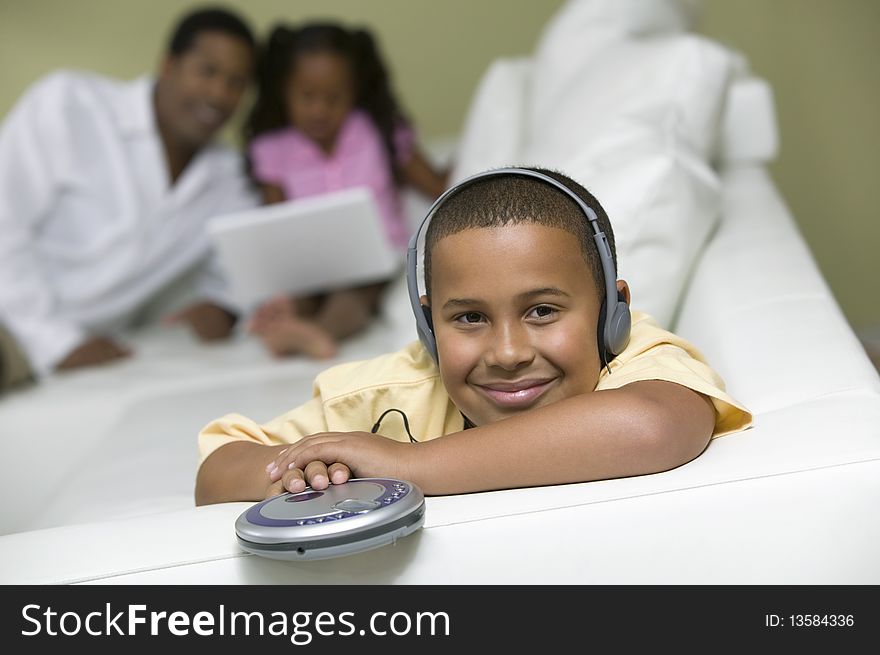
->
<box><xmin>243</xmin><ymin>22</ymin><xmax>448</xmax><ymax>359</ymax></box>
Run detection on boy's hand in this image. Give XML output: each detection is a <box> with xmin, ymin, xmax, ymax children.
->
<box><xmin>266</xmin><ymin>432</ymin><xmax>416</xmax><ymax>493</ymax></box>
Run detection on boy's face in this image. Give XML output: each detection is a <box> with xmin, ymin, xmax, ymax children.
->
<box><xmin>426</xmin><ymin>224</ymin><xmax>605</xmax><ymax>427</ymax></box>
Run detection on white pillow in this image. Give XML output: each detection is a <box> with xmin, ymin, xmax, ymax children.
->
<box><xmin>549</xmin><ymin>125</ymin><xmax>722</xmax><ymax>328</ymax></box>
<box><xmin>448</xmin><ymin>57</ymin><xmax>532</xmax><ymax>184</ymax></box>
<box><xmin>527</xmin><ymin>34</ymin><xmax>733</xmax><ymax>163</ymax></box>
<box><xmin>529</xmin><ymin>0</ymin><xmax>700</xmax><ymax>129</ymax></box>
<box><xmin>538</xmin><ymin>0</ymin><xmax>699</xmax><ymax>43</ymax></box>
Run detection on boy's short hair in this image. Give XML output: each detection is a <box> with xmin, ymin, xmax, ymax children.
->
<box><xmin>424</xmin><ymin>167</ymin><xmax>617</xmax><ymax>301</ymax></box>
<box><xmin>167</xmin><ymin>6</ymin><xmax>255</xmax><ymax>56</ymax></box>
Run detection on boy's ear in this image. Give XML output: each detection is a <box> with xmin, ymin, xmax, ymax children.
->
<box><xmin>616</xmin><ymin>280</ymin><xmax>631</xmax><ymax>305</ymax></box>
<box><xmin>419</xmin><ymin>294</ymin><xmax>430</xmax><ymax>309</ymax></box>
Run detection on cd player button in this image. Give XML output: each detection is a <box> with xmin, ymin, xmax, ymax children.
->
<box><xmin>333</xmin><ymin>499</ymin><xmax>381</xmax><ymax>513</ymax></box>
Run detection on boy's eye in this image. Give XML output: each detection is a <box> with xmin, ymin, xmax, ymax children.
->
<box><xmin>528</xmin><ymin>305</ymin><xmax>557</xmax><ymax>319</ymax></box>
<box><xmin>455</xmin><ymin>312</ymin><xmax>484</xmax><ymax>324</ymax></box>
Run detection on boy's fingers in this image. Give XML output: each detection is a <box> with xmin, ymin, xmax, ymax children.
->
<box><xmin>266</xmin><ymin>447</ymin><xmax>294</xmax><ymax>482</ymax></box>
<box><xmin>304</xmin><ymin>460</ymin><xmax>330</xmax><ymax>490</ymax></box>
<box><xmin>282</xmin><ymin>467</ymin><xmax>307</xmax><ymax>493</ymax></box>
<box><xmin>264</xmin><ymin>479</ymin><xmax>285</xmax><ymax>499</ymax></box>
<box><xmin>327</xmin><ymin>462</ymin><xmax>351</xmax><ymax>485</ymax></box>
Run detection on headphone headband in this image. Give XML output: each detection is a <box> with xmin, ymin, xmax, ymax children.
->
<box><xmin>406</xmin><ymin>167</ymin><xmax>630</xmax><ymax>365</ymax></box>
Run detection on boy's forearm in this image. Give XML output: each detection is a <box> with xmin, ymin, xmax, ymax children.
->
<box><xmin>410</xmin><ymin>381</ymin><xmax>714</xmax><ymax>496</ymax></box>
<box><xmin>195</xmin><ymin>441</ymin><xmax>287</xmax><ymax>505</ymax></box>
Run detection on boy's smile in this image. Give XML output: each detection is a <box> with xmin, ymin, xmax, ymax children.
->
<box><xmin>427</xmin><ymin>224</ymin><xmax>609</xmax><ymax>427</ymax></box>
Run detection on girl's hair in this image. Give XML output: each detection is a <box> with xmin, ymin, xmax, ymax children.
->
<box><xmin>244</xmin><ymin>22</ymin><xmax>409</xmax><ymax>184</ymax></box>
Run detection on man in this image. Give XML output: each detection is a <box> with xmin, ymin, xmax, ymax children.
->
<box><xmin>0</xmin><ymin>7</ymin><xmax>259</xmax><ymax>391</ymax></box>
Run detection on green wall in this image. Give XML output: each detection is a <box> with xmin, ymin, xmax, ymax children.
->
<box><xmin>0</xmin><ymin>0</ymin><xmax>565</xmax><ymax>139</ymax></box>
<box><xmin>2</xmin><ymin>0</ymin><xmax>877</xmax><ymax>332</ymax></box>
<box><xmin>697</xmin><ymin>0</ymin><xmax>880</xmax><ymax>334</ymax></box>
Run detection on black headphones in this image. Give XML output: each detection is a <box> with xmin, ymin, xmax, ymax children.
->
<box><xmin>406</xmin><ymin>167</ymin><xmax>631</xmax><ymax>367</ymax></box>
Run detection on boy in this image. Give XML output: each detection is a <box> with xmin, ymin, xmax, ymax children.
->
<box><xmin>195</xmin><ymin>167</ymin><xmax>751</xmax><ymax>504</ymax></box>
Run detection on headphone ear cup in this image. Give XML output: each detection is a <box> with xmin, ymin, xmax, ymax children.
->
<box><xmin>598</xmin><ymin>290</ymin><xmax>632</xmax><ymax>364</ymax></box>
<box><xmin>419</xmin><ymin>305</ymin><xmax>438</xmax><ymax>362</ymax></box>
<box><xmin>604</xmin><ymin>291</ymin><xmax>631</xmax><ymax>358</ymax></box>
<box><xmin>422</xmin><ymin>304</ymin><xmax>434</xmax><ymax>333</ymax></box>
<box><xmin>597</xmin><ymin>297</ymin><xmax>609</xmax><ymax>366</ymax></box>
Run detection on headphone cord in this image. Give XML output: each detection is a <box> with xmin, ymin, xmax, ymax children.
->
<box><xmin>371</xmin><ymin>409</ymin><xmax>477</xmax><ymax>442</ymax></box>
<box><xmin>370</xmin><ymin>408</ymin><xmax>418</xmax><ymax>443</ymax></box>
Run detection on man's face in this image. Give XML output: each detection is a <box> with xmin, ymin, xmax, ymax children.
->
<box><xmin>427</xmin><ymin>224</ymin><xmax>604</xmax><ymax>427</ymax></box>
<box><xmin>155</xmin><ymin>31</ymin><xmax>252</xmax><ymax>150</ymax></box>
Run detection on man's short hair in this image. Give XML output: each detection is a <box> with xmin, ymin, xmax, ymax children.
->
<box><xmin>424</xmin><ymin>167</ymin><xmax>617</xmax><ymax>301</ymax></box>
<box><xmin>167</xmin><ymin>6</ymin><xmax>255</xmax><ymax>56</ymax></box>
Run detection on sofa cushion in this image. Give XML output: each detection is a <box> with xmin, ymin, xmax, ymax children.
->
<box><xmin>537</xmin><ymin>0</ymin><xmax>699</xmax><ymax>42</ymax></box>
<box><xmin>529</xmin><ymin>0</ymin><xmax>703</xmax><ymax>150</ymax></box>
<box><xmin>527</xmin><ymin>33</ymin><xmax>733</xmax><ymax>163</ymax></box>
<box><xmin>448</xmin><ymin>57</ymin><xmax>532</xmax><ymax>184</ymax></box>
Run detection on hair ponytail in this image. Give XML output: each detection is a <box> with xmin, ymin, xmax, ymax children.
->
<box><xmin>243</xmin><ymin>25</ymin><xmax>297</xmax><ymax>143</ymax></box>
<box><xmin>350</xmin><ymin>28</ymin><xmax>408</xmax><ymax>185</ymax></box>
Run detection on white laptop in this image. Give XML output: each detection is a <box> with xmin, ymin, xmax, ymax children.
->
<box><xmin>207</xmin><ymin>187</ymin><xmax>402</xmax><ymax>309</ymax></box>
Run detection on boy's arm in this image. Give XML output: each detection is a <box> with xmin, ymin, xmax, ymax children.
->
<box><xmin>274</xmin><ymin>380</ymin><xmax>715</xmax><ymax>495</ymax></box>
<box><xmin>195</xmin><ymin>441</ymin><xmax>291</xmax><ymax>505</ymax></box>
<box><xmin>195</xmin><ymin>396</ymin><xmax>331</xmax><ymax>505</ymax></box>
<box><xmin>414</xmin><ymin>380</ymin><xmax>714</xmax><ymax>494</ymax></box>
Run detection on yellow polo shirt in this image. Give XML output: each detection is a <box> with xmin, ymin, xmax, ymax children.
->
<box><xmin>198</xmin><ymin>311</ymin><xmax>752</xmax><ymax>463</ymax></box>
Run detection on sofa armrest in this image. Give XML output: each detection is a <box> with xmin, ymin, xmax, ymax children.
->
<box><xmin>715</xmin><ymin>76</ymin><xmax>779</xmax><ymax>164</ymax></box>
<box><xmin>675</xmin><ymin>165</ymin><xmax>880</xmax><ymax>414</ymax></box>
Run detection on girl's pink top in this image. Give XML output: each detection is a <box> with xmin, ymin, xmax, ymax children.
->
<box><xmin>248</xmin><ymin>109</ymin><xmax>415</xmax><ymax>250</ymax></box>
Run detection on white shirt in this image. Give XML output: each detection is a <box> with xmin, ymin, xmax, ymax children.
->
<box><xmin>0</xmin><ymin>70</ymin><xmax>258</xmax><ymax>375</ymax></box>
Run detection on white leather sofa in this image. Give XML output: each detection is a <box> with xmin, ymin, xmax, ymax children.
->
<box><xmin>1</xmin><ymin>0</ymin><xmax>878</xmax><ymax>584</ymax></box>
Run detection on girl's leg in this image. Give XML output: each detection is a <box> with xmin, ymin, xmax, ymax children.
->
<box><xmin>248</xmin><ymin>294</ymin><xmax>337</xmax><ymax>359</ymax></box>
<box><xmin>248</xmin><ymin>282</ymin><xmax>386</xmax><ymax>359</ymax></box>
<box><xmin>257</xmin><ymin>316</ymin><xmax>338</xmax><ymax>359</ymax></box>
<box><xmin>314</xmin><ymin>281</ymin><xmax>387</xmax><ymax>341</ymax></box>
